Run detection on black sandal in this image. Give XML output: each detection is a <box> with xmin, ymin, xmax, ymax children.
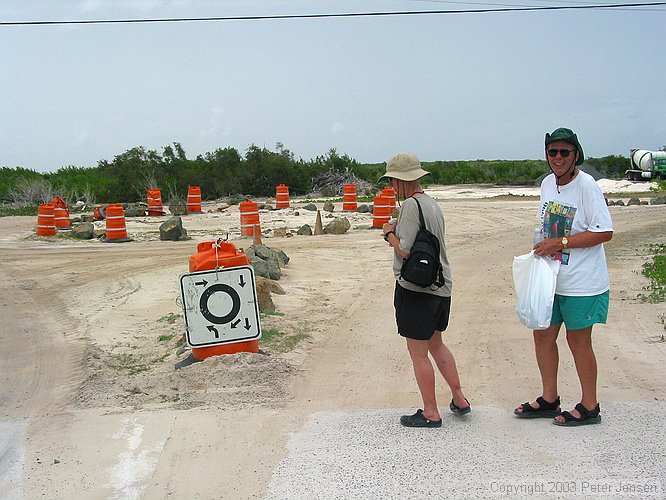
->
<box><xmin>553</xmin><ymin>403</ymin><xmax>601</xmax><ymax>427</ymax></box>
<box><xmin>450</xmin><ymin>398</ymin><xmax>471</xmax><ymax>416</ymax></box>
<box><xmin>514</xmin><ymin>396</ymin><xmax>561</xmax><ymax>419</ymax></box>
<box><xmin>400</xmin><ymin>409</ymin><xmax>442</xmax><ymax>428</ymax></box>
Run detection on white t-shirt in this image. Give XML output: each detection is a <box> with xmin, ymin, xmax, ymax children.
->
<box><xmin>538</xmin><ymin>171</ymin><xmax>613</xmax><ymax>296</ymax></box>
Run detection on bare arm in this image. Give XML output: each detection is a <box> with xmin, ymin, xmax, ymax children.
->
<box><xmin>534</xmin><ymin>230</ymin><xmax>613</xmax><ymax>258</ymax></box>
<box><xmin>382</xmin><ymin>222</ymin><xmax>410</xmax><ymax>260</ymax></box>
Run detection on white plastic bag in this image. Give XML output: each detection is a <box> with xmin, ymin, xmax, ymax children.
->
<box><xmin>512</xmin><ymin>251</ymin><xmax>561</xmax><ymax>329</ymax></box>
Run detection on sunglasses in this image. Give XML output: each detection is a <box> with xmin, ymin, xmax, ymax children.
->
<box><xmin>547</xmin><ymin>148</ymin><xmax>577</xmax><ymax>158</ymax></box>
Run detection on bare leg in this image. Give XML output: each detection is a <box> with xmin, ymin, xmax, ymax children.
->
<box><xmin>554</xmin><ymin>326</ymin><xmax>598</xmax><ymax>422</ymax></box>
<box><xmin>406</xmin><ymin>338</ymin><xmax>441</xmax><ymax>421</ymax></box>
<box><xmin>515</xmin><ymin>324</ymin><xmax>561</xmax><ymax>413</ymax></box>
<box><xmin>428</xmin><ymin>331</ymin><xmax>468</xmax><ymax>409</ymax></box>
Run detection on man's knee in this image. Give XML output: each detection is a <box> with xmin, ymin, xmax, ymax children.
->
<box><xmin>565</xmin><ymin>328</ymin><xmax>593</xmax><ymax>350</ymax></box>
<box><xmin>533</xmin><ymin>326</ymin><xmax>559</xmax><ymax>347</ymax></box>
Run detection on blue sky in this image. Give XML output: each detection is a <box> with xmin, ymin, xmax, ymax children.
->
<box><xmin>1</xmin><ymin>1</ymin><xmax>664</xmax><ymax>172</ymax></box>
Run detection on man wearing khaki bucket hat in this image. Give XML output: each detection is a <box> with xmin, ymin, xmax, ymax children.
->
<box><xmin>380</xmin><ymin>152</ymin><xmax>471</xmax><ymax>428</ymax></box>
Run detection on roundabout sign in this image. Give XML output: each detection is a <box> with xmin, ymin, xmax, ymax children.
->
<box><xmin>180</xmin><ymin>266</ymin><xmax>261</xmax><ymax>347</ymax></box>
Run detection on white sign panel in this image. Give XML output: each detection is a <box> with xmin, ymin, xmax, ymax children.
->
<box><xmin>180</xmin><ymin>266</ymin><xmax>261</xmax><ymax>347</ymax></box>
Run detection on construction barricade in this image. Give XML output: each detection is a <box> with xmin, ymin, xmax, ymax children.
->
<box><xmin>36</xmin><ymin>204</ymin><xmax>56</xmax><ymax>236</ymax></box>
<box><xmin>372</xmin><ymin>195</ymin><xmax>391</xmax><ymax>228</ymax></box>
<box><xmin>181</xmin><ymin>240</ymin><xmax>261</xmax><ymax>360</ymax></box>
<box><xmin>239</xmin><ymin>200</ymin><xmax>260</xmax><ymax>237</ymax></box>
<box><xmin>275</xmin><ymin>184</ymin><xmax>290</xmax><ymax>209</ymax></box>
<box><xmin>343</xmin><ymin>184</ymin><xmax>357</xmax><ymax>211</ymax></box>
<box><xmin>382</xmin><ymin>186</ymin><xmax>396</xmax><ymax>209</ymax></box>
<box><xmin>50</xmin><ymin>197</ymin><xmax>71</xmax><ymax>230</ymax></box>
<box><xmin>187</xmin><ymin>186</ymin><xmax>203</xmax><ymax>214</ymax></box>
<box><xmin>93</xmin><ymin>205</ymin><xmax>107</xmax><ymax>220</ymax></box>
<box><xmin>147</xmin><ymin>188</ymin><xmax>164</xmax><ymax>216</ymax></box>
<box><xmin>104</xmin><ymin>204</ymin><xmax>130</xmax><ymax>242</ymax></box>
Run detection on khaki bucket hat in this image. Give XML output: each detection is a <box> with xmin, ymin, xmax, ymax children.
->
<box><xmin>380</xmin><ymin>152</ymin><xmax>431</xmax><ymax>181</ymax></box>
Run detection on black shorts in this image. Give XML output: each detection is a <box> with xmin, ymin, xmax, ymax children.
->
<box><xmin>394</xmin><ymin>282</ymin><xmax>451</xmax><ymax>341</ymax></box>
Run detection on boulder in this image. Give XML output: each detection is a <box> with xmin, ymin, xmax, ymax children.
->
<box><xmin>251</xmin><ymin>243</ymin><xmax>290</xmax><ymax>266</ymax></box>
<box><xmin>253</xmin><ymin>244</ymin><xmax>276</xmax><ymax>261</ymax></box>
<box><xmin>324</xmin><ymin>217</ymin><xmax>351</xmax><ymax>234</ymax></box>
<box><xmin>168</xmin><ymin>198</ymin><xmax>188</xmax><ymax>215</ymax></box>
<box><xmin>251</xmin><ymin>257</ymin><xmax>281</xmax><ymax>280</ymax></box>
<box><xmin>357</xmin><ymin>204</ymin><xmax>371</xmax><ymax>213</ymax></box>
<box><xmin>124</xmin><ymin>203</ymin><xmax>146</xmax><ymax>217</ymax></box>
<box><xmin>323</xmin><ymin>201</ymin><xmax>335</xmax><ymax>212</ymax></box>
<box><xmin>274</xmin><ymin>248</ymin><xmax>290</xmax><ymax>266</ymax></box>
<box><xmin>302</xmin><ymin>203</ymin><xmax>317</xmax><ymax>211</ymax></box>
<box><xmin>248</xmin><ymin>243</ymin><xmax>288</xmax><ymax>280</ymax></box>
<box><xmin>297</xmin><ymin>224</ymin><xmax>312</xmax><ymax>235</ymax></box>
<box><xmin>159</xmin><ymin>216</ymin><xmax>189</xmax><ymax>241</ymax></box>
<box><xmin>254</xmin><ymin>277</ymin><xmax>286</xmax><ymax>313</ymax></box>
<box><xmin>71</xmin><ymin>222</ymin><xmax>95</xmax><ymax>240</ymax></box>
<box><xmin>650</xmin><ymin>195</ymin><xmax>666</xmax><ymax>205</ymax></box>
<box><xmin>627</xmin><ymin>197</ymin><xmax>641</xmax><ymax>206</ymax></box>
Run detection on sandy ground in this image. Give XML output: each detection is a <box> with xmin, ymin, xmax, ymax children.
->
<box><xmin>0</xmin><ymin>182</ymin><xmax>665</xmax><ymax>499</ymax></box>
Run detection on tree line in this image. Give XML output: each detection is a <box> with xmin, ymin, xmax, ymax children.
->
<box><xmin>0</xmin><ymin>142</ymin><xmax>631</xmax><ymax>206</ymax></box>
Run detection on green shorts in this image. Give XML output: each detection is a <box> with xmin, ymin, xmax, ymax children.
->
<box><xmin>550</xmin><ymin>291</ymin><xmax>609</xmax><ymax>330</ymax></box>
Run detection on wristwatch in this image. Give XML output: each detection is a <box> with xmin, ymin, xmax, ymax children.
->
<box><xmin>384</xmin><ymin>230</ymin><xmax>395</xmax><ymax>242</ymax></box>
<box><xmin>561</xmin><ymin>236</ymin><xmax>569</xmax><ymax>249</ymax></box>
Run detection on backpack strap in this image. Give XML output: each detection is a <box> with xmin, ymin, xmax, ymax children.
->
<box><xmin>412</xmin><ymin>197</ymin><xmax>427</xmax><ymax>230</ymax></box>
<box><xmin>413</xmin><ymin>197</ymin><xmax>446</xmax><ymax>290</ymax></box>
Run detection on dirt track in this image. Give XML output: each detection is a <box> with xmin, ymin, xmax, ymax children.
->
<box><xmin>0</xmin><ymin>191</ymin><xmax>665</xmax><ymax>498</ymax></box>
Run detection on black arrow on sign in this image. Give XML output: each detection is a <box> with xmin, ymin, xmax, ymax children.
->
<box><xmin>244</xmin><ymin>318</ymin><xmax>251</xmax><ymax>330</ymax></box>
<box><xmin>231</xmin><ymin>319</ymin><xmax>240</xmax><ymax>329</ymax></box>
<box><xmin>238</xmin><ymin>275</ymin><xmax>246</xmax><ymax>287</ymax></box>
<box><xmin>207</xmin><ymin>325</ymin><xmax>219</xmax><ymax>338</ymax></box>
<box><xmin>195</xmin><ymin>279</ymin><xmax>208</xmax><ymax>287</ymax></box>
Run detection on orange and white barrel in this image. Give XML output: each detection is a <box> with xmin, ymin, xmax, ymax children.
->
<box><xmin>147</xmin><ymin>188</ymin><xmax>163</xmax><ymax>216</ymax></box>
<box><xmin>343</xmin><ymin>183</ymin><xmax>358</xmax><ymax>211</ymax></box>
<box><xmin>36</xmin><ymin>204</ymin><xmax>56</xmax><ymax>236</ymax></box>
<box><xmin>188</xmin><ymin>240</ymin><xmax>260</xmax><ymax>360</ymax></box>
<box><xmin>50</xmin><ymin>197</ymin><xmax>66</xmax><ymax>209</ymax></box>
<box><xmin>372</xmin><ymin>195</ymin><xmax>391</xmax><ymax>228</ymax></box>
<box><xmin>105</xmin><ymin>204</ymin><xmax>129</xmax><ymax>242</ymax></box>
<box><xmin>239</xmin><ymin>200</ymin><xmax>260</xmax><ymax>237</ymax></box>
<box><xmin>49</xmin><ymin>197</ymin><xmax>71</xmax><ymax>230</ymax></box>
<box><xmin>382</xmin><ymin>186</ymin><xmax>396</xmax><ymax>209</ymax></box>
<box><xmin>187</xmin><ymin>186</ymin><xmax>203</xmax><ymax>214</ymax></box>
<box><xmin>53</xmin><ymin>206</ymin><xmax>71</xmax><ymax>230</ymax></box>
<box><xmin>93</xmin><ymin>205</ymin><xmax>106</xmax><ymax>220</ymax></box>
<box><xmin>275</xmin><ymin>184</ymin><xmax>290</xmax><ymax>209</ymax></box>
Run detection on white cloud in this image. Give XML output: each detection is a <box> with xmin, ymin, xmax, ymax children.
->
<box><xmin>198</xmin><ymin>105</ymin><xmax>232</xmax><ymax>142</ymax></box>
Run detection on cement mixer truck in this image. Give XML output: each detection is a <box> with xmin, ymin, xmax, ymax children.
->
<box><xmin>626</xmin><ymin>149</ymin><xmax>666</xmax><ymax>181</ymax></box>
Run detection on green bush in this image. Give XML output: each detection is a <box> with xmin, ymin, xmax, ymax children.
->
<box><xmin>2</xmin><ymin>144</ymin><xmax>633</xmax><ymax>207</ymax></box>
<box><xmin>640</xmin><ymin>244</ymin><xmax>666</xmax><ymax>303</ymax></box>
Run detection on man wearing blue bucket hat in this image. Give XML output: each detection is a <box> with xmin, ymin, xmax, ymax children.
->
<box><xmin>514</xmin><ymin>128</ymin><xmax>614</xmax><ymax>426</ymax></box>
